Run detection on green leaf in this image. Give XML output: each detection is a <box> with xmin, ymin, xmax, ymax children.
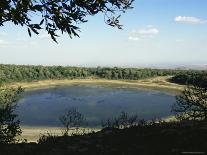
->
<box><xmin>28</xmin><ymin>28</ymin><xmax>31</xmax><ymax>37</ymax></box>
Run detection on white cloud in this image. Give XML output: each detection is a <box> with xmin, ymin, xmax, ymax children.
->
<box><xmin>175</xmin><ymin>16</ymin><xmax>207</xmax><ymax>24</ymax></box>
<box><xmin>128</xmin><ymin>36</ymin><xmax>140</xmax><ymax>41</ymax></box>
<box><xmin>14</xmin><ymin>39</ymin><xmax>37</xmax><ymax>48</ymax></box>
<box><xmin>0</xmin><ymin>38</ymin><xmax>36</xmax><ymax>48</ymax></box>
<box><xmin>0</xmin><ymin>39</ymin><xmax>9</xmax><ymax>46</ymax></box>
<box><xmin>38</xmin><ymin>32</ymin><xmax>60</xmax><ymax>39</ymax></box>
<box><xmin>0</xmin><ymin>39</ymin><xmax>6</xmax><ymax>44</ymax></box>
<box><xmin>0</xmin><ymin>32</ymin><xmax>8</xmax><ymax>36</ymax></box>
<box><xmin>128</xmin><ymin>26</ymin><xmax>159</xmax><ymax>41</ymax></box>
<box><xmin>136</xmin><ymin>28</ymin><xmax>159</xmax><ymax>35</ymax></box>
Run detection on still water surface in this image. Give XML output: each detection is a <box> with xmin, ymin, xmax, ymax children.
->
<box><xmin>16</xmin><ymin>84</ymin><xmax>176</xmax><ymax>127</ymax></box>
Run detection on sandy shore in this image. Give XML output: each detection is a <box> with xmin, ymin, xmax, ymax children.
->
<box><xmin>19</xmin><ymin>126</ymin><xmax>100</xmax><ymax>143</ymax></box>
<box><xmin>6</xmin><ymin>76</ymin><xmax>183</xmax><ymax>142</ymax></box>
<box><xmin>18</xmin><ymin>126</ymin><xmax>62</xmax><ymax>142</ymax></box>
<box><xmin>6</xmin><ymin>76</ymin><xmax>184</xmax><ymax>93</ymax></box>
<box><xmin>19</xmin><ymin>115</ymin><xmax>178</xmax><ymax>143</ymax></box>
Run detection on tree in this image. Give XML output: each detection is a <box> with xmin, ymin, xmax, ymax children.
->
<box><xmin>0</xmin><ymin>87</ymin><xmax>23</xmax><ymax>143</ymax></box>
<box><xmin>59</xmin><ymin>107</ymin><xmax>85</xmax><ymax>136</ymax></box>
<box><xmin>172</xmin><ymin>79</ymin><xmax>207</xmax><ymax>121</ymax></box>
<box><xmin>0</xmin><ymin>0</ymin><xmax>134</xmax><ymax>42</ymax></box>
<box><xmin>101</xmin><ymin>111</ymin><xmax>140</xmax><ymax>129</ymax></box>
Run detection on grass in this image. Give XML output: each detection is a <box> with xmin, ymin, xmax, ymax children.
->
<box><xmin>6</xmin><ymin>76</ymin><xmax>184</xmax><ymax>94</ymax></box>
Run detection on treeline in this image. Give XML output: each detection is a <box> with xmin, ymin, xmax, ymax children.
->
<box><xmin>0</xmin><ymin>64</ymin><xmax>205</xmax><ymax>84</ymax></box>
<box><xmin>95</xmin><ymin>67</ymin><xmax>179</xmax><ymax>79</ymax></box>
<box><xmin>0</xmin><ymin>64</ymin><xmax>94</xmax><ymax>84</ymax></box>
<box><xmin>170</xmin><ymin>71</ymin><xmax>207</xmax><ymax>87</ymax></box>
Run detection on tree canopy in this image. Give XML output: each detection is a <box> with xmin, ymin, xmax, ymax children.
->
<box><xmin>0</xmin><ymin>64</ymin><xmax>198</xmax><ymax>85</ymax></box>
<box><xmin>172</xmin><ymin>77</ymin><xmax>207</xmax><ymax>121</ymax></box>
<box><xmin>0</xmin><ymin>0</ymin><xmax>134</xmax><ymax>42</ymax></box>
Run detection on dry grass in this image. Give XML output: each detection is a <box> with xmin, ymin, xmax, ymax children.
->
<box><xmin>6</xmin><ymin>76</ymin><xmax>184</xmax><ymax>93</ymax></box>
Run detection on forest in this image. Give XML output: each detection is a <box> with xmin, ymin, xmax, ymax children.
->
<box><xmin>0</xmin><ymin>64</ymin><xmax>206</xmax><ymax>85</ymax></box>
<box><xmin>170</xmin><ymin>71</ymin><xmax>207</xmax><ymax>87</ymax></box>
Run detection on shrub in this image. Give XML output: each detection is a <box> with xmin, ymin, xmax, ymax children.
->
<box><xmin>0</xmin><ymin>87</ymin><xmax>23</xmax><ymax>143</ymax></box>
<box><xmin>101</xmin><ymin>112</ymin><xmax>142</xmax><ymax>129</ymax></box>
<box><xmin>59</xmin><ymin>107</ymin><xmax>85</xmax><ymax>136</ymax></box>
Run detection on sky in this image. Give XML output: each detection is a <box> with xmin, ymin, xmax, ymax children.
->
<box><xmin>0</xmin><ymin>0</ymin><xmax>207</xmax><ymax>67</ymax></box>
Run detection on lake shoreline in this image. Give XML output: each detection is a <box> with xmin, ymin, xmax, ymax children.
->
<box><xmin>20</xmin><ymin>115</ymin><xmax>177</xmax><ymax>143</ymax></box>
<box><xmin>7</xmin><ymin>76</ymin><xmax>182</xmax><ymax>142</ymax></box>
<box><xmin>6</xmin><ymin>76</ymin><xmax>184</xmax><ymax>94</ymax></box>
<box><xmin>19</xmin><ymin>126</ymin><xmax>100</xmax><ymax>143</ymax></box>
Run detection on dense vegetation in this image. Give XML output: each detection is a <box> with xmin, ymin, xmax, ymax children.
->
<box><xmin>0</xmin><ymin>120</ymin><xmax>207</xmax><ymax>155</ymax></box>
<box><xmin>0</xmin><ymin>87</ymin><xmax>23</xmax><ymax>143</ymax></box>
<box><xmin>170</xmin><ymin>71</ymin><xmax>207</xmax><ymax>87</ymax></box>
<box><xmin>172</xmin><ymin>72</ymin><xmax>207</xmax><ymax>121</ymax></box>
<box><xmin>1</xmin><ymin>64</ymin><xmax>206</xmax><ymax>85</ymax></box>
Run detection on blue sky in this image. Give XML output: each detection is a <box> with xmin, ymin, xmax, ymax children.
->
<box><xmin>0</xmin><ymin>0</ymin><xmax>207</xmax><ymax>67</ymax></box>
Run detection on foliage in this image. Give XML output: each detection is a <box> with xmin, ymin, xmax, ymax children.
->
<box><xmin>0</xmin><ymin>87</ymin><xmax>23</xmax><ymax>143</ymax></box>
<box><xmin>59</xmin><ymin>107</ymin><xmax>85</xmax><ymax>136</ymax></box>
<box><xmin>101</xmin><ymin>111</ymin><xmax>143</xmax><ymax>129</ymax></box>
<box><xmin>38</xmin><ymin>132</ymin><xmax>58</xmax><ymax>145</ymax></box>
<box><xmin>0</xmin><ymin>64</ymin><xmax>196</xmax><ymax>85</ymax></box>
<box><xmin>172</xmin><ymin>79</ymin><xmax>207</xmax><ymax>120</ymax></box>
<box><xmin>0</xmin><ymin>0</ymin><xmax>134</xmax><ymax>42</ymax></box>
<box><xmin>2</xmin><ymin>120</ymin><xmax>206</xmax><ymax>155</ymax></box>
<box><xmin>170</xmin><ymin>71</ymin><xmax>207</xmax><ymax>86</ymax></box>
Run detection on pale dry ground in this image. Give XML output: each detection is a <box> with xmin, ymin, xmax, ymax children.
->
<box><xmin>6</xmin><ymin>76</ymin><xmax>184</xmax><ymax>93</ymax></box>
<box><xmin>19</xmin><ymin>115</ymin><xmax>177</xmax><ymax>143</ymax></box>
<box><xmin>18</xmin><ymin>126</ymin><xmax>62</xmax><ymax>142</ymax></box>
<box><xmin>5</xmin><ymin>76</ymin><xmax>183</xmax><ymax>142</ymax></box>
<box><xmin>18</xmin><ymin>126</ymin><xmax>99</xmax><ymax>143</ymax></box>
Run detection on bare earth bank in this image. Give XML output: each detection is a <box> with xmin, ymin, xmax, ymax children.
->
<box><xmin>7</xmin><ymin>76</ymin><xmax>184</xmax><ymax>93</ymax></box>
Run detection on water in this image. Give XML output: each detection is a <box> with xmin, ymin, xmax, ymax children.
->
<box><xmin>16</xmin><ymin>84</ymin><xmax>176</xmax><ymax>127</ymax></box>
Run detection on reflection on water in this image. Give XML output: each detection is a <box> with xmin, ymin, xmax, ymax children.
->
<box><xmin>16</xmin><ymin>84</ymin><xmax>176</xmax><ymax>127</ymax></box>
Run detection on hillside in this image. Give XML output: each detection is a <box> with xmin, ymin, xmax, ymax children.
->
<box><xmin>1</xmin><ymin>120</ymin><xmax>207</xmax><ymax>155</ymax></box>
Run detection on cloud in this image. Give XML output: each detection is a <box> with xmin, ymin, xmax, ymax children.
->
<box><xmin>0</xmin><ymin>32</ymin><xmax>8</xmax><ymax>36</ymax></box>
<box><xmin>128</xmin><ymin>26</ymin><xmax>159</xmax><ymax>41</ymax></box>
<box><xmin>14</xmin><ymin>39</ymin><xmax>37</xmax><ymax>48</ymax></box>
<box><xmin>128</xmin><ymin>36</ymin><xmax>140</xmax><ymax>41</ymax></box>
<box><xmin>136</xmin><ymin>27</ymin><xmax>159</xmax><ymax>35</ymax></box>
<box><xmin>174</xmin><ymin>16</ymin><xmax>207</xmax><ymax>24</ymax></box>
<box><xmin>0</xmin><ymin>38</ymin><xmax>36</xmax><ymax>48</ymax></box>
<box><xmin>38</xmin><ymin>32</ymin><xmax>60</xmax><ymax>39</ymax></box>
<box><xmin>0</xmin><ymin>39</ymin><xmax>9</xmax><ymax>46</ymax></box>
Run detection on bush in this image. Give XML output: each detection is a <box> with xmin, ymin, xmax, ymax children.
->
<box><xmin>172</xmin><ymin>79</ymin><xmax>207</xmax><ymax>120</ymax></box>
<box><xmin>0</xmin><ymin>87</ymin><xmax>23</xmax><ymax>143</ymax></box>
<box><xmin>101</xmin><ymin>112</ymin><xmax>143</xmax><ymax>129</ymax></box>
<box><xmin>59</xmin><ymin>107</ymin><xmax>85</xmax><ymax>136</ymax></box>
